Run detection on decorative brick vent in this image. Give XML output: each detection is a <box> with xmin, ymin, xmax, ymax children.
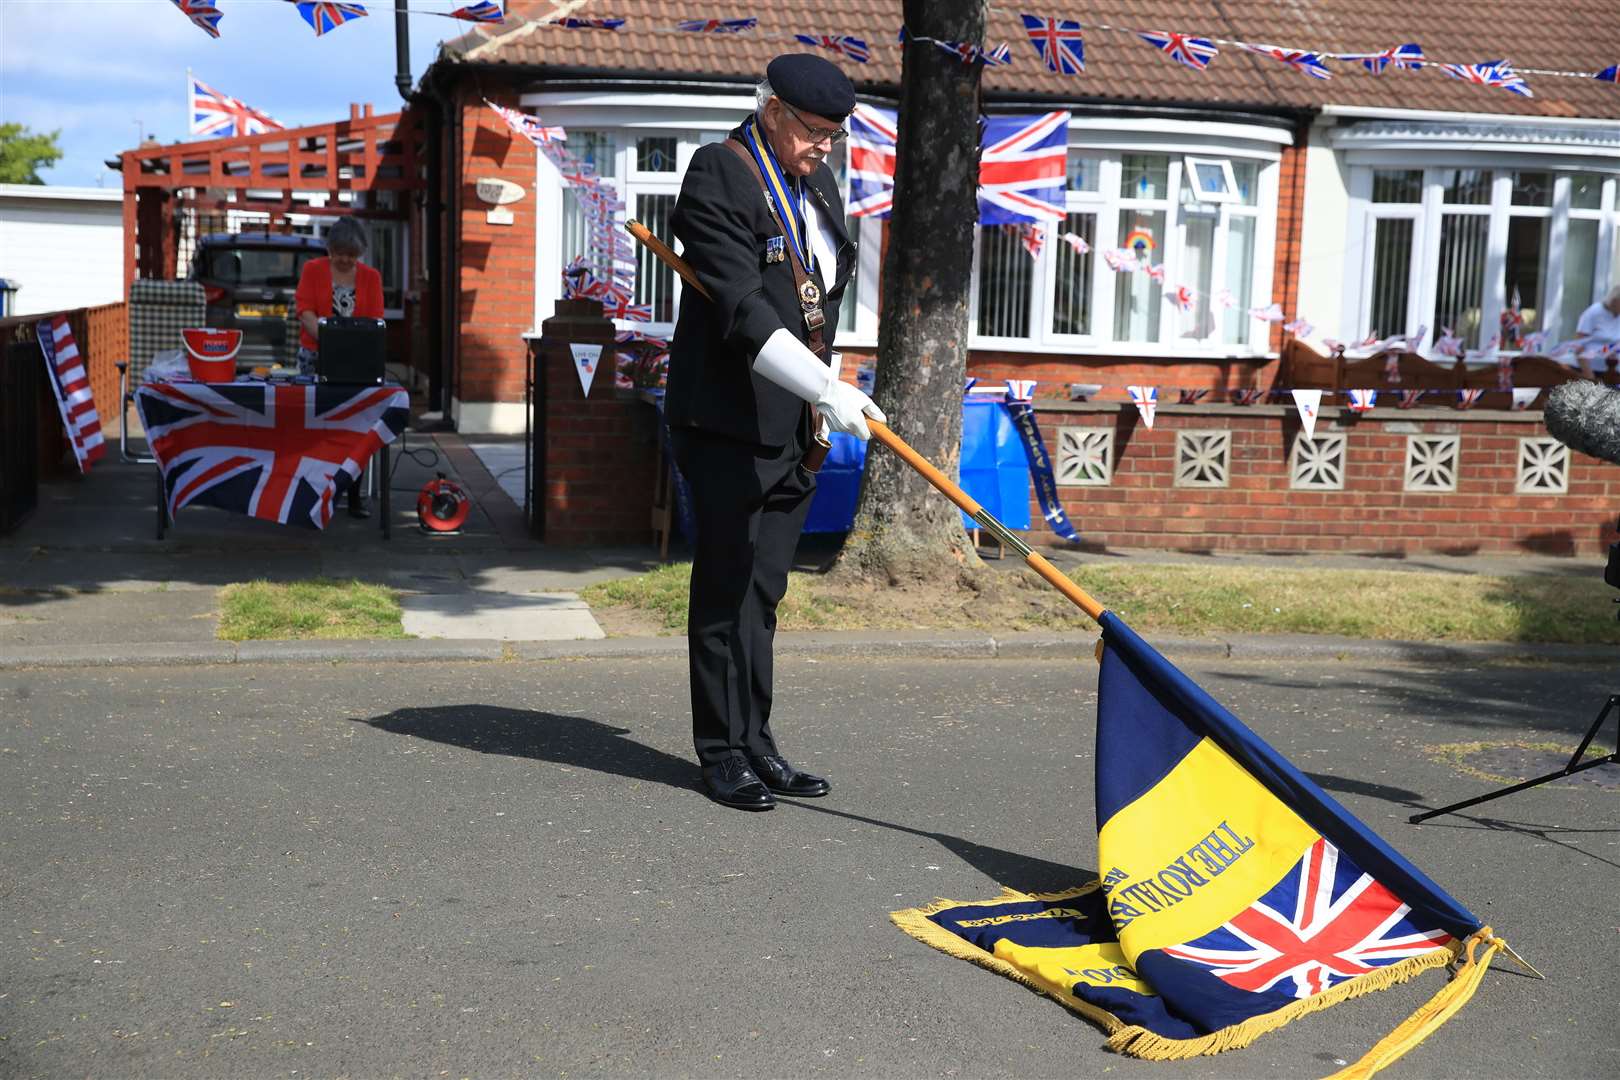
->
<box><xmin>1516</xmin><ymin>437</ymin><xmax>1569</xmax><ymax>495</ymax></box>
<box><xmin>1175</xmin><ymin>430</ymin><xmax>1231</xmax><ymax>488</ymax></box>
<box><xmin>1405</xmin><ymin>435</ymin><xmax>1460</xmax><ymax>493</ymax></box>
<box><xmin>1057</xmin><ymin>427</ymin><xmax>1113</xmax><ymax>486</ymax></box>
<box><xmin>1290</xmin><ymin>433</ymin><xmax>1346</xmax><ymax>491</ymax></box>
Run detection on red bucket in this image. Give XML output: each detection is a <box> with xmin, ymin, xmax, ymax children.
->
<box><xmin>182</xmin><ymin>327</ymin><xmax>243</xmax><ymax>383</ymax></box>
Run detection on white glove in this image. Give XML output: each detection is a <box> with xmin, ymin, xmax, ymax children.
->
<box><xmin>753</xmin><ymin>329</ymin><xmax>887</xmax><ymax>440</ymax></box>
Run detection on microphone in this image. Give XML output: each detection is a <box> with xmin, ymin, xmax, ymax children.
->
<box><xmin>1544</xmin><ymin>381</ymin><xmax>1620</xmax><ymax>467</ymax></box>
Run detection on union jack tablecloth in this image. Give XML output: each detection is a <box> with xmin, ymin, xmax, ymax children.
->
<box><xmin>135</xmin><ymin>380</ymin><xmax>410</xmax><ymax>530</ymax></box>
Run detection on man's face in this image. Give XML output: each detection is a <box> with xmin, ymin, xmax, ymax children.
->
<box><xmin>762</xmin><ymin>97</ymin><xmax>843</xmax><ymax>178</ymax></box>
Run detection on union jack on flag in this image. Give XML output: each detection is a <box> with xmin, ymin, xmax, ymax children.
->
<box><xmin>1102</xmin><ymin>249</ymin><xmax>1139</xmax><ymax>273</ymax></box>
<box><xmin>1249</xmin><ymin>302</ymin><xmax>1285</xmax><ymax>323</ymax></box>
<box><xmin>448</xmin><ymin>1</ymin><xmax>504</xmax><ymax>22</ymax></box>
<box><xmin>292</xmin><ymin>2</ymin><xmax>368</xmax><ymax>37</ymax></box>
<box><xmin>1458</xmin><ymin>388</ymin><xmax>1487</xmax><ymax>409</ymax></box>
<box><xmin>675</xmin><ymin>18</ymin><xmax>756</xmax><ymax>33</ymax></box>
<box><xmin>190</xmin><ymin>78</ymin><xmax>284</xmax><ymax>138</ymax></box>
<box><xmin>1178</xmin><ymin>388</ymin><xmax>1209</xmax><ymax>405</ymax></box>
<box><xmin>559</xmin><ymin>16</ymin><xmax>625</xmax><ymax>30</ymax></box>
<box><xmin>1059</xmin><ymin>231</ymin><xmax>1090</xmax><ymax>255</ymax></box>
<box><xmin>171</xmin><ymin>0</ymin><xmax>222</xmax><ymax>38</ymax></box>
<box><xmin>977</xmin><ymin>111</ymin><xmax>1069</xmax><ymax>225</ymax></box>
<box><xmin>1230</xmin><ymin>387</ymin><xmax>1264</xmax><ymax>405</ymax></box>
<box><xmin>1020</xmin><ymin>14</ymin><xmax>1085</xmax><ymax>75</ymax></box>
<box><xmin>1438</xmin><ymin>60</ymin><xmax>1533</xmax><ymax>97</ymax></box>
<box><xmin>1283</xmin><ymin>318</ymin><xmax>1314</xmax><ymax>338</ymax></box>
<box><xmin>487</xmin><ymin>100</ymin><xmax>566</xmax><ymax>146</ymax></box>
<box><xmin>1342</xmin><ymin>43</ymin><xmax>1425</xmax><ymax>74</ymax></box>
<box><xmin>603</xmin><ymin>298</ymin><xmax>653</xmax><ymax>323</ymax></box>
<box><xmin>794</xmin><ymin>34</ymin><xmax>871</xmax><ymax>63</ymax></box>
<box><xmin>1432</xmin><ymin>327</ymin><xmax>1465</xmax><ymax>358</ymax></box>
<box><xmin>1396</xmin><ymin>389</ymin><xmax>1427</xmax><ymax>409</ymax></box>
<box><xmin>1346</xmin><ymin>389</ymin><xmax>1378</xmax><ymax>413</ymax></box>
<box><xmin>1136</xmin><ymin>30</ymin><xmax>1218</xmax><ymax>71</ymax></box>
<box><xmin>1597</xmin><ymin>64</ymin><xmax>1619</xmax><ymax>83</ymax></box>
<box><xmin>1238</xmin><ymin>44</ymin><xmax>1332</xmax><ymax>80</ymax></box>
<box><xmin>1163</xmin><ymin>838</ymin><xmax>1453</xmax><ymax>999</ymax></box>
<box><xmin>1014</xmin><ymin>222</ymin><xmax>1045</xmax><ymax>259</ymax></box>
<box><xmin>1127</xmin><ymin>385</ymin><xmax>1159</xmax><ymax>428</ymax></box>
<box><xmin>1144</xmin><ymin>263</ymin><xmax>1166</xmax><ymax>284</ymax></box>
<box><xmin>1172</xmin><ymin>284</ymin><xmax>1195</xmax><ymax>311</ymax></box>
<box><xmin>135</xmin><ymin>382</ymin><xmax>409</xmax><ymax>530</ymax></box>
<box><xmin>846</xmin><ymin>103</ymin><xmax>897</xmax><ymax>218</ymax></box>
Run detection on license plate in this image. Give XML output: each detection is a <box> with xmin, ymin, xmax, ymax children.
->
<box><xmin>235</xmin><ymin>303</ymin><xmax>288</xmax><ymax>318</ymax></box>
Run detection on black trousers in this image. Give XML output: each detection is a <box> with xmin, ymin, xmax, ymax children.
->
<box><xmin>670</xmin><ymin>425</ymin><xmax>816</xmax><ymax>768</ymax></box>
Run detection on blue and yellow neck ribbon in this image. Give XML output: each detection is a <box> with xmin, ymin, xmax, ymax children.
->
<box><xmin>743</xmin><ymin>115</ymin><xmax>815</xmax><ymax>276</ymax></box>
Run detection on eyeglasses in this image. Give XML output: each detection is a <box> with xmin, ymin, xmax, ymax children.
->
<box><xmin>780</xmin><ymin>101</ymin><xmax>847</xmax><ymax>146</ymax></box>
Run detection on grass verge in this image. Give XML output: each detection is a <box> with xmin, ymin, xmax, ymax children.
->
<box><xmin>217</xmin><ymin>578</ymin><xmax>408</xmax><ymax>641</ymax></box>
<box><xmin>582</xmin><ymin>561</ymin><xmax>1620</xmax><ymax>645</ymax></box>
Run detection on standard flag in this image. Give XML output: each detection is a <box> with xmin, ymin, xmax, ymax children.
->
<box><xmin>35</xmin><ymin>317</ymin><xmax>105</xmax><ymax>473</ymax></box>
<box><xmin>1020</xmin><ymin>14</ymin><xmax>1086</xmax><ymax>74</ymax></box>
<box><xmin>846</xmin><ymin>103</ymin><xmax>897</xmax><ymax>218</ymax></box>
<box><xmin>189</xmin><ymin>77</ymin><xmax>283</xmax><ymax>138</ymax></box>
<box><xmin>1291</xmin><ymin>388</ymin><xmax>1322</xmax><ymax>438</ymax></box>
<box><xmin>978</xmin><ymin>111</ymin><xmax>1069</xmax><ymax>224</ymax></box>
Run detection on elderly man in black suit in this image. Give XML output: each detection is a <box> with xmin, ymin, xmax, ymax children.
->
<box><xmin>665</xmin><ymin>53</ymin><xmax>886</xmax><ymax>811</ymax></box>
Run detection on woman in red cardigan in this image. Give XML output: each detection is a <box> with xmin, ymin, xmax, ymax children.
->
<box><xmin>295</xmin><ymin>216</ymin><xmax>386</xmax><ymax>516</ymax></box>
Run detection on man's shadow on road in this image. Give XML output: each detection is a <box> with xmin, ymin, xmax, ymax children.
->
<box><xmin>359</xmin><ymin>704</ymin><xmax>1094</xmax><ymax>893</ymax></box>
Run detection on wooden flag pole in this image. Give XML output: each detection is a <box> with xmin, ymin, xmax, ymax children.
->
<box><xmin>625</xmin><ymin>219</ymin><xmax>1106</xmax><ymax>623</ymax></box>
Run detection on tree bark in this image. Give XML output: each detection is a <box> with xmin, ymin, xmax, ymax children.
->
<box><xmin>833</xmin><ymin>0</ymin><xmax>985</xmax><ymax>586</ymax></box>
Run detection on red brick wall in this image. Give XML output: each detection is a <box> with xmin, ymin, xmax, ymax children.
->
<box><xmin>1039</xmin><ymin>404</ymin><xmax>1620</xmax><ymax>556</ymax></box>
<box><xmin>536</xmin><ymin>301</ymin><xmax>657</xmax><ymax>546</ymax></box>
<box><xmin>454</xmin><ymin>87</ymin><xmax>536</xmax><ymax>408</ymax></box>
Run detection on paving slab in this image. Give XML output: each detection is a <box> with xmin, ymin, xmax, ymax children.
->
<box><xmin>0</xmin><ymin>589</ymin><xmax>219</xmax><ymax>646</ymax></box>
<box><xmin>399</xmin><ymin>590</ymin><xmax>604</xmax><ymax>640</ymax></box>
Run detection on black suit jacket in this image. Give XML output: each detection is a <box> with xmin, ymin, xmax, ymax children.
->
<box><xmin>666</xmin><ymin>124</ymin><xmax>856</xmax><ymax>446</ymax></box>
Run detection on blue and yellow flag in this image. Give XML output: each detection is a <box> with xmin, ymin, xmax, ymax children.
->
<box><xmin>894</xmin><ymin>613</ymin><xmax>1506</xmax><ymax>1076</ymax></box>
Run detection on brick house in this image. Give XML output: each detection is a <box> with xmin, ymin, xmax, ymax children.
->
<box><xmin>407</xmin><ymin>1</ymin><xmax>1620</xmax><ymax>555</ymax></box>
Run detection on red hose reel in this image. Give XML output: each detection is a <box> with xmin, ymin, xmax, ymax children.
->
<box><xmin>416</xmin><ymin>473</ymin><xmax>471</xmax><ymax>533</ymax></box>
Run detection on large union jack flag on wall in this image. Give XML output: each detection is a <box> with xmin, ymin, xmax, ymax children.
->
<box><xmin>978</xmin><ymin>111</ymin><xmax>1069</xmax><ymax>224</ymax></box>
<box><xmin>136</xmin><ymin>382</ymin><xmax>409</xmax><ymax>530</ymax></box>
<box><xmin>190</xmin><ymin>77</ymin><xmax>283</xmax><ymax>138</ymax></box>
<box><xmin>846</xmin><ymin>103</ymin><xmax>898</xmax><ymax>219</ymax></box>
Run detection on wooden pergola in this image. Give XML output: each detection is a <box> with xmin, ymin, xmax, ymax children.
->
<box><xmin>118</xmin><ymin>104</ymin><xmax>426</xmax><ymax>290</ymax></box>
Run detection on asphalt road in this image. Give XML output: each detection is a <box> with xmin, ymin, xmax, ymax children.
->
<box><xmin>2</xmin><ymin>654</ymin><xmax>1616</xmax><ymax>1079</ymax></box>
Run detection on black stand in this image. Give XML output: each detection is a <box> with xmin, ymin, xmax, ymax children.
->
<box><xmin>1410</xmin><ymin>695</ymin><xmax>1620</xmax><ymax>823</ymax></box>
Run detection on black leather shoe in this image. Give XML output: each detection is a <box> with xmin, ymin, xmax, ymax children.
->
<box><xmin>748</xmin><ymin>755</ymin><xmax>830</xmax><ymax>798</ymax></box>
<box><xmin>701</xmin><ymin>757</ymin><xmax>775</xmax><ymax>811</ymax></box>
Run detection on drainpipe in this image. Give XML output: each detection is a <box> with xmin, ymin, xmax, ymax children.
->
<box><xmin>394</xmin><ymin>0</ymin><xmax>412</xmax><ymax>100</ymax></box>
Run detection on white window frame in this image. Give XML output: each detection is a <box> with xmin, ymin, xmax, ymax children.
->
<box><xmin>1183</xmin><ymin>156</ymin><xmax>1241</xmax><ymax>203</ymax></box>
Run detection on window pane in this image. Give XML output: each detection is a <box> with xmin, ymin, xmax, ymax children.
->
<box><xmin>1232</xmin><ymin>160</ymin><xmax>1259</xmax><ymax>206</ymax></box>
<box><xmin>1372</xmin><ymin>169</ymin><xmax>1422</xmax><ymax>203</ymax></box>
<box><xmin>1559</xmin><ymin>218</ymin><xmax>1599</xmax><ymax>338</ymax></box>
<box><xmin>1113</xmin><ymin>210</ymin><xmax>1165</xmax><ymax>341</ymax></box>
<box><xmin>1503</xmin><ymin>216</ymin><xmax>1549</xmax><ymax>342</ymax></box>
<box><xmin>1510</xmin><ymin>170</ymin><xmax>1551</xmax><ymax>207</ymax></box>
<box><xmin>1177</xmin><ymin>189</ymin><xmax>1217</xmax><ymax>339</ymax></box>
<box><xmin>1051</xmin><ymin>212</ymin><xmax>1095</xmax><ymax>335</ymax></box>
<box><xmin>636</xmin><ymin>136</ymin><xmax>676</xmax><ymax>173</ymax></box>
<box><xmin>565</xmin><ymin>131</ymin><xmax>617</xmax><ymax>178</ymax></box>
<box><xmin>1570</xmin><ymin>172</ymin><xmax>1604</xmax><ymax>210</ymax></box>
<box><xmin>1434</xmin><ymin>214</ymin><xmax>1489</xmax><ymax>347</ymax></box>
<box><xmin>635</xmin><ymin>193</ymin><xmax>676</xmax><ymax>322</ymax></box>
<box><xmin>1441</xmin><ymin>168</ymin><xmax>1491</xmax><ymax>205</ymax></box>
<box><xmin>976</xmin><ymin>226</ymin><xmax>1032</xmax><ymax>338</ymax></box>
<box><xmin>1120</xmin><ymin>154</ymin><xmax>1169</xmax><ymax>200</ymax></box>
<box><xmin>1369</xmin><ymin>218</ymin><xmax>1413</xmax><ymax>339</ymax></box>
<box><xmin>1222</xmin><ymin>215</ymin><xmax>1256</xmax><ymax>344</ymax></box>
<box><xmin>1066</xmin><ymin>152</ymin><xmax>1100</xmax><ymax>193</ymax></box>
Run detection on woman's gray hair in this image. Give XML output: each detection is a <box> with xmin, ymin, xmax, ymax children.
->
<box><xmin>325</xmin><ymin>216</ymin><xmax>368</xmax><ymax>256</ymax></box>
<box><xmin>754</xmin><ymin>76</ymin><xmax>774</xmax><ymax>119</ymax></box>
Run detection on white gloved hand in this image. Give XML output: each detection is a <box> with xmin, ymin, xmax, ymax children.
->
<box><xmin>752</xmin><ymin>329</ymin><xmax>887</xmax><ymax>441</ymax></box>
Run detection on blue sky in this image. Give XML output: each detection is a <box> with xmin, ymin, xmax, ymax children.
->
<box><xmin>1</xmin><ymin>1</ymin><xmax>460</xmax><ymax>188</ymax></box>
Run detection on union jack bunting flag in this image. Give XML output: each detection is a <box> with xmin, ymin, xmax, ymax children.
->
<box><xmin>1102</xmin><ymin>248</ymin><xmax>1139</xmax><ymax>273</ymax></box>
<box><xmin>603</xmin><ymin>298</ymin><xmax>653</xmax><ymax>323</ymax></box>
<box><xmin>982</xmin><ymin>42</ymin><xmax>1014</xmax><ymax>67</ymax></box>
<box><xmin>1238</xmin><ymin>44</ymin><xmax>1332</xmax><ymax>80</ymax></box>
<box><xmin>447</xmin><ymin>1</ymin><xmax>503</xmax><ymax>22</ymax></box>
<box><xmin>190</xmin><ymin>77</ymin><xmax>283</xmax><ymax>138</ymax></box>
<box><xmin>676</xmin><ymin>18</ymin><xmax>756</xmax><ymax>33</ymax></box>
<box><xmin>1438</xmin><ymin>60</ymin><xmax>1533</xmax><ymax>97</ymax></box>
<box><xmin>1249</xmin><ymin>302</ymin><xmax>1285</xmax><ymax>322</ymax></box>
<box><xmin>1432</xmin><ymin>327</ymin><xmax>1465</xmax><ymax>357</ymax></box>
<box><xmin>1127</xmin><ymin>385</ymin><xmax>1158</xmax><ymax>429</ymax></box>
<box><xmin>1178</xmin><ymin>388</ymin><xmax>1209</xmax><ymax>405</ymax></box>
<box><xmin>487</xmin><ymin>100</ymin><xmax>566</xmax><ymax>146</ymax></box>
<box><xmin>559</xmin><ymin>16</ymin><xmax>625</xmax><ymax>30</ymax></box>
<box><xmin>977</xmin><ymin>111</ymin><xmax>1069</xmax><ymax>225</ymax></box>
<box><xmin>1346</xmin><ymin>389</ymin><xmax>1378</xmax><ymax>413</ymax></box>
<box><xmin>1511</xmin><ymin>387</ymin><xmax>1541</xmax><ymax>410</ymax></box>
<box><xmin>1015</xmin><ymin>222</ymin><xmax>1045</xmax><ymax>259</ymax></box>
<box><xmin>1396</xmin><ymin>389</ymin><xmax>1427</xmax><ymax>409</ymax></box>
<box><xmin>1144</xmin><ymin>263</ymin><xmax>1166</xmax><ymax>284</ymax></box>
<box><xmin>1213</xmin><ymin>288</ymin><xmax>1238</xmax><ymax>309</ymax></box>
<box><xmin>1456</xmin><ymin>388</ymin><xmax>1486</xmax><ymax>409</ymax></box>
<box><xmin>1230</xmin><ymin>387</ymin><xmax>1264</xmax><ymax>405</ymax></box>
<box><xmin>135</xmin><ymin>382</ymin><xmax>408</xmax><ymax>530</ymax></box>
<box><xmin>1597</xmin><ymin>64</ymin><xmax>1619</xmax><ymax>83</ymax></box>
<box><xmin>171</xmin><ymin>0</ymin><xmax>222</xmax><ymax>37</ymax></box>
<box><xmin>1020</xmin><ymin>14</ymin><xmax>1086</xmax><ymax>74</ymax></box>
<box><xmin>35</xmin><ymin>317</ymin><xmax>106</xmax><ymax>474</ymax></box>
<box><xmin>1171</xmin><ymin>284</ymin><xmax>1194</xmax><ymax>311</ymax></box>
<box><xmin>1342</xmin><ymin>43</ymin><xmax>1426</xmax><ymax>74</ymax></box>
<box><xmin>1059</xmin><ymin>231</ymin><xmax>1090</xmax><ymax>255</ymax></box>
<box><xmin>1136</xmin><ymin>30</ymin><xmax>1218</xmax><ymax>71</ymax></box>
<box><xmin>1283</xmin><ymin>318</ymin><xmax>1314</xmax><ymax>337</ymax></box>
<box><xmin>846</xmin><ymin>103</ymin><xmax>897</xmax><ymax>218</ymax></box>
<box><xmin>292</xmin><ymin>2</ymin><xmax>368</xmax><ymax>37</ymax></box>
<box><xmin>794</xmin><ymin>34</ymin><xmax>871</xmax><ymax>63</ymax></box>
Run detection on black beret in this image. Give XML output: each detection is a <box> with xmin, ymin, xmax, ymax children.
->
<box><xmin>766</xmin><ymin>53</ymin><xmax>856</xmax><ymax>122</ymax></box>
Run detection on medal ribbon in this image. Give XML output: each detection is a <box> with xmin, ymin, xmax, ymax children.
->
<box><xmin>743</xmin><ymin>116</ymin><xmax>815</xmax><ymax>278</ymax></box>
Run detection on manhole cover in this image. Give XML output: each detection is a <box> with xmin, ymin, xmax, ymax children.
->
<box><xmin>1425</xmin><ymin>741</ymin><xmax>1620</xmax><ymax>792</ymax></box>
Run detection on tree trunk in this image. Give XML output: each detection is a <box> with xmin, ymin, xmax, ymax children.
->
<box><xmin>833</xmin><ymin>0</ymin><xmax>985</xmax><ymax>586</ymax></box>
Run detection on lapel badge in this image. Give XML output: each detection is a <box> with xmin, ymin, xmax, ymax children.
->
<box><xmin>765</xmin><ymin>235</ymin><xmax>787</xmax><ymax>264</ymax></box>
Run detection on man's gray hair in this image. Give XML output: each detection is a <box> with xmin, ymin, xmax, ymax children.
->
<box><xmin>754</xmin><ymin>77</ymin><xmax>774</xmax><ymax>119</ymax></box>
<box><xmin>325</xmin><ymin>216</ymin><xmax>369</xmax><ymax>256</ymax></box>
